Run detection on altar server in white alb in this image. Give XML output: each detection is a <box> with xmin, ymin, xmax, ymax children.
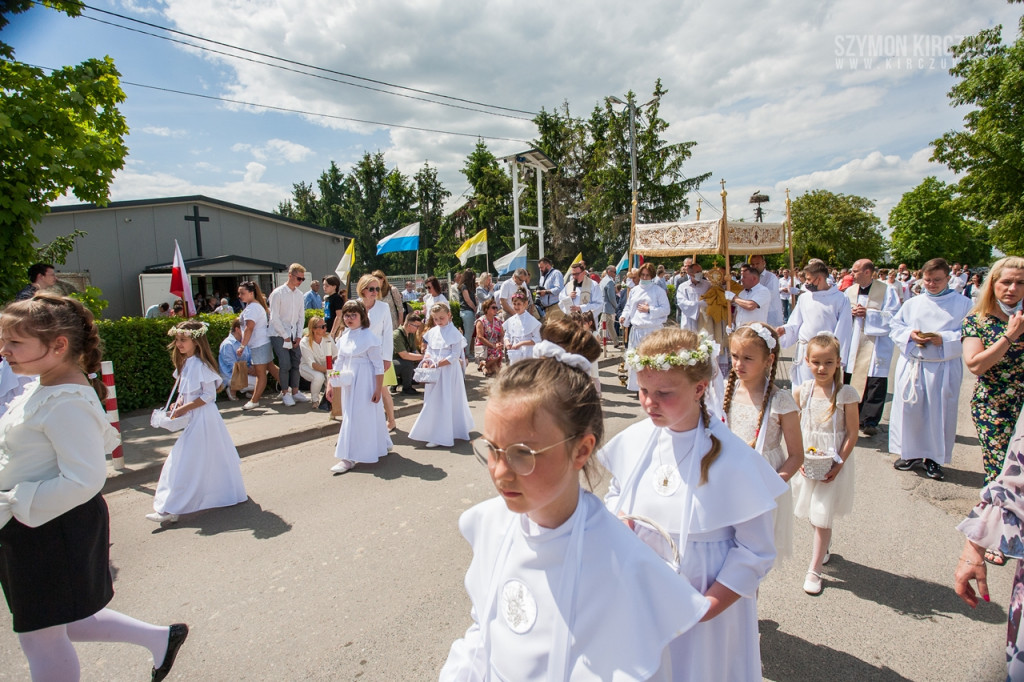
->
<box><xmin>889</xmin><ymin>258</ymin><xmax>973</xmax><ymax>482</ymax></box>
<box><xmin>750</xmin><ymin>255</ymin><xmax>784</xmax><ymax>327</ymax></box>
<box><xmin>328</xmin><ymin>301</ymin><xmax>392</xmax><ymax>474</ymax></box>
<box><xmin>408</xmin><ymin>303</ymin><xmax>473</xmax><ymax>449</ymax></box>
<box><xmin>620</xmin><ymin>262</ymin><xmax>671</xmax><ymax>391</ymax></box>
<box><xmin>150</xmin><ymin>321</ymin><xmax>247</xmax><ymax>523</ymax></box>
<box><xmin>777</xmin><ymin>259</ymin><xmax>853</xmax><ymax>387</ymax></box>
<box><xmin>600</xmin><ymin>328</ymin><xmax>787</xmax><ymax>681</ymax></box>
<box><xmin>844</xmin><ymin>259</ymin><xmax>900</xmax><ymax>436</ymax></box>
<box><xmin>677</xmin><ymin>262</ymin><xmax>712</xmax><ymax>334</ymax></box>
<box><xmin>441</xmin><ymin>339</ymin><xmax>709</xmax><ymax>681</ymax></box>
<box><xmin>503</xmin><ymin>289</ymin><xmax>542</xmax><ymax>365</ymax></box>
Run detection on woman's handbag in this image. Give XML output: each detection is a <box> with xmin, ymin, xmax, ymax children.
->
<box><xmin>150</xmin><ymin>375</ymin><xmax>190</xmax><ymax>432</ymax></box>
<box><xmin>229</xmin><ymin>360</ymin><xmax>249</xmax><ymax>392</ymax></box>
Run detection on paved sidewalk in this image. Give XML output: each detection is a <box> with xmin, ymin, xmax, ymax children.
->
<box><xmin>104</xmin><ymin>349</ymin><xmax>627</xmax><ymax>491</ymax></box>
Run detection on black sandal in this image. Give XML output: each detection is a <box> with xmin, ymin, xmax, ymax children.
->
<box><xmin>985</xmin><ymin>549</ymin><xmax>1007</xmax><ymax>567</ymax></box>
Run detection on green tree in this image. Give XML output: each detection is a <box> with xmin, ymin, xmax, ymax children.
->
<box><xmin>888</xmin><ymin>177</ymin><xmax>991</xmax><ymax>266</ymax></box>
<box><xmin>413</xmin><ymin>163</ymin><xmax>453</xmax><ymax>276</ymax></box>
<box><xmin>1</xmin><ymin>1</ymin><xmax>128</xmax><ymax>302</ymax></box>
<box><xmin>790</xmin><ymin>190</ymin><xmax>885</xmax><ymax>267</ymax></box>
<box><xmin>932</xmin><ymin>14</ymin><xmax>1024</xmax><ymax>256</ymax></box>
<box><xmin>460</xmin><ymin>141</ymin><xmax>514</xmax><ymax>257</ymax></box>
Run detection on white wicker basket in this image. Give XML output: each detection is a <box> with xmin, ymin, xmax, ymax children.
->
<box><xmin>802</xmin><ymin>449</ymin><xmax>836</xmax><ymax>480</ymax></box>
<box><xmin>622</xmin><ymin>514</ymin><xmax>679</xmax><ymax>571</ymax></box>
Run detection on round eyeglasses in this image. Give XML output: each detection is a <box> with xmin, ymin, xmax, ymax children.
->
<box><xmin>472</xmin><ymin>435</ymin><xmax>577</xmax><ymax>476</ymax></box>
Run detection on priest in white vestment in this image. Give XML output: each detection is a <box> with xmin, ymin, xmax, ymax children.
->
<box><xmin>676</xmin><ymin>264</ymin><xmax>712</xmax><ymax>333</ymax></box>
<box><xmin>889</xmin><ymin>259</ymin><xmax>973</xmax><ymax>481</ymax></box>
<box><xmin>844</xmin><ymin>260</ymin><xmax>901</xmax><ymax>436</ymax></box>
<box><xmin>751</xmin><ymin>255</ymin><xmax>784</xmax><ymax>327</ymax></box>
<box><xmin>777</xmin><ymin>259</ymin><xmax>853</xmax><ymax>386</ymax></box>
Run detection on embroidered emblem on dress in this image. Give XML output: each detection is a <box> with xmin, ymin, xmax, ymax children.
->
<box><xmin>653</xmin><ymin>464</ymin><xmax>681</xmax><ymax>496</ymax></box>
<box><xmin>500</xmin><ymin>579</ymin><xmax>537</xmax><ymax>634</ymax></box>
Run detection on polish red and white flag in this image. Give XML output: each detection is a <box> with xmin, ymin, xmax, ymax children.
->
<box><xmin>169</xmin><ymin>240</ymin><xmax>196</xmax><ymax>317</ymax></box>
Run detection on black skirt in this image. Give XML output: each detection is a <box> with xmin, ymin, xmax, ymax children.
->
<box><xmin>0</xmin><ymin>494</ymin><xmax>114</xmax><ymax>633</ymax></box>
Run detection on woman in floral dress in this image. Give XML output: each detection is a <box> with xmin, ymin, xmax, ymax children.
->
<box><xmin>474</xmin><ymin>298</ymin><xmax>503</xmax><ymax>376</ymax></box>
<box><xmin>963</xmin><ymin>256</ymin><xmax>1024</xmax><ymax>485</ymax></box>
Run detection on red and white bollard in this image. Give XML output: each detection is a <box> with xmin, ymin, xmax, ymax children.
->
<box><xmin>101</xmin><ymin>361</ymin><xmax>124</xmax><ymax>470</ymax></box>
<box><xmin>601</xmin><ymin>319</ymin><xmax>609</xmax><ymax>356</ymax></box>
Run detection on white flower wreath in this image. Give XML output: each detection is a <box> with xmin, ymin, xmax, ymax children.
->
<box><xmin>167</xmin><ymin>321</ymin><xmax>210</xmax><ymax>338</ymax></box>
<box><xmin>624</xmin><ymin>332</ymin><xmax>718</xmax><ymax>371</ymax></box>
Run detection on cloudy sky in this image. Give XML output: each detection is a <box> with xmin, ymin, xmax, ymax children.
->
<box><xmin>8</xmin><ymin>0</ymin><xmax>1021</xmax><ymax>234</ymax></box>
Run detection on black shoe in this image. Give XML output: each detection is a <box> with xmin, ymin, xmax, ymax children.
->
<box><xmin>894</xmin><ymin>458</ymin><xmax>922</xmax><ymax>471</ymax></box>
<box><xmin>923</xmin><ymin>460</ymin><xmax>945</xmax><ymax>480</ymax></box>
<box><xmin>317</xmin><ymin>399</ymin><xmax>332</xmax><ymax>412</ymax></box>
<box><xmin>401</xmin><ymin>388</ymin><xmax>420</xmax><ymax>395</ymax></box>
<box><xmin>860</xmin><ymin>425</ymin><xmax>878</xmax><ymax>436</ymax></box>
<box><xmin>152</xmin><ymin>623</ymin><xmax>189</xmax><ymax>682</ymax></box>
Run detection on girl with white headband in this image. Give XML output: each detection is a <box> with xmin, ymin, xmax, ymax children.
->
<box><xmin>441</xmin><ymin>334</ymin><xmax>708</xmax><ymax>681</ymax></box>
<box><xmin>721</xmin><ymin>322</ymin><xmax>803</xmax><ymax>560</ymax></box>
<box><xmin>598</xmin><ymin>327</ymin><xmax>786</xmax><ymax>681</ymax></box>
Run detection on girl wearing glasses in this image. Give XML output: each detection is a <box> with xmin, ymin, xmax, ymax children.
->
<box><xmin>408</xmin><ymin>304</ymin><xmax>472</xmax><ymax>449</ymax></box>
<box><xmin>441</xmin><ymin>334</ymin><xmax>708</xmax><ymax>681</ymax></box>
<box><xmin>327</xmin><ymin>301</ymin><xmax>391</xmax><ymax>474</ymax></box>
<box><xmin>598</xmin><ymin>328</ymin><xmax>787</xmax><ymax>680</ymax></box>
<box><xmin>357</xmin><ymin>275</ymin><xmax>397</xmax><ymax>431</ymax></box>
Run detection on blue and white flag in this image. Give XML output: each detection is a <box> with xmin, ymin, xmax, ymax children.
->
<box><xmin>615</xmin><ymin>250</ymin><xmax>629</xmax><ymax>273</ymax></box>
<box><xmin>376</xmin><ymin>222</ymin><xmax>420</xmax><ymax>255</ymax></box>
<box><xmin>493</xmin><ymin>244</ymin><xmax>528</xmax><ymax>276</ymax></box>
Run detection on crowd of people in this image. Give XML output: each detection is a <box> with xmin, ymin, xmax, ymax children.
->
<box><xmin>1</xmin><ymin>252</ymin><xmax>1022</xmax><ymax>679</ymax></box>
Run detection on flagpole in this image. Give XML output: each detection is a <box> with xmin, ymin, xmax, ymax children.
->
<box><xmin>415</xmin><ymin>249</ymin><xmax>419</xmax><ymax>282</ymax></box>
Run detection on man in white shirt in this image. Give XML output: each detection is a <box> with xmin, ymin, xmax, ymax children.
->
<box><xmin>269</xmin><ymin>263</ymin><xmax>310</xmax><ymax>406</ymax></box>
<box><xmin>778</xmin><ymin>268</ymin><xmax>797</xmax><ymax>320</ymax></box>
<box><xmin>213</xmin><ymin>298</ymin><xmax>234</xmax><ymax>315</ymax></box>
<box><xmin>599</xmin><ymin>265</ymin><xmax>620</xmax><ymax>347</ymax></box>
<box><xmin>728</xmin><ymin>264</ymin><xmax>772</xmax><ymax>327</ymax></box>
<box><xmin>676</xmin><ymin>262</ymin><xmax>711</xmax><ymax>333</ymax></box>
<box><xmin>749</xmin><ymin>255</ymin><xmax>784</xmax><ymax>326</ymax></box>
<box><xmin>559</xmin><ymin>261</ymin><xmax>604</xmax><ymax>317</ymax></box>
<box><xmin>497</xmin><ymin>268</ymin><xmax>530</xmax><ymax>319</ymax></box>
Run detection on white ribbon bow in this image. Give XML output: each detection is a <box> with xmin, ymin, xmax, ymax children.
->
<box><xmin>532</xmin><ymin>340</ymin><xmax>592</xmax><ymax>373</ymax></box>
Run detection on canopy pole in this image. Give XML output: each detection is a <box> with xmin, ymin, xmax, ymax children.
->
<box><xmin>786</xmin><ymin>188</ymin><xmax>795</xmax><ymax>310</ymax></box>
<box><xmin>720</xmin><ymin>179</ymin><xmax>731</xmax><ymax>329</ymax></box>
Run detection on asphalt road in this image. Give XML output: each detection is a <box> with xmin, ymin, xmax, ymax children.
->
<box><xmin>0</xmin><ymin>354</ymin><xmax>1012</xmax><ymax>681</ymax></box>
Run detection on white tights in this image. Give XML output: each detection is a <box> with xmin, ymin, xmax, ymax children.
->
<box><xmin>18</xmin><ymin>608</ymin><xmax>169</xmax><ymax>682</ymax></box>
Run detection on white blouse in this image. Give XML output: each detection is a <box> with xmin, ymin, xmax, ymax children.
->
<box><xmin>300</xmin><ymin>335</ymin><xmax>336</xmax><ymax>375</ymax></box>
<box><xmin>0</xmin><ymin>383</ymin><xmax>120</xmax><ymax>529</ymax></box>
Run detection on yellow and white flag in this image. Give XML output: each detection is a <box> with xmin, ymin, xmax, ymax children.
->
<box><xmin>335</xmin><ymin>239</ymin><xmax>355</xmax><ymax>285</ymax></box>
<box><xmin>455</xmin><ymin>229</ymin><xmax>488</xmax><ymax>266</ymax></box>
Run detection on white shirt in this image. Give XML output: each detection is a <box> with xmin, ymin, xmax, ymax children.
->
<box><xmin>733</xmin><ymin>282</ymin><xmax>772</xmax><ymax>326</ymax></box>
<box><xmin>269</xmin><ymin>283</ymin><xmax>305</xmax><ymax>339</ymax></box>
<box><xmin>300</xmin><ymin>335</ymin><xmax>336</xmax><ymax>377</ymax></box>
<box><xmin>498</xmin><ymin>277</ymin><xmax>526</xmax><ymax>310</ymax></box>
<box><xmin>239</xmin><ymin>301</ymin><xmax>270</xmax><ymax>349</ymax></box>
<box><xmin>758</xmin><ymin>269</ymin><xmax>784</xmax><ymax>326</ymax></box>
<box><xmin>558</xmin><ymin>276</ymin><xmax>604</xmax><ymax>316</ymax></box>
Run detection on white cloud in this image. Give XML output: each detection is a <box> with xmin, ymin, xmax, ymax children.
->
<box><xmin>139</xmin><ymin>126</ymin><xmax>186</xmax><ymax>138</ymax></box>
<box><xmin>231</xmin><ymin>139</ymin><xmax>314</xmax><ymax>164</ymax></box>
<box><xmin>243</xmin><ymin>162</ymin><xmax>267</xmax><ymax>183</ymax></box>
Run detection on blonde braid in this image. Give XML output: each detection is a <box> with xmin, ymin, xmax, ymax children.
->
<box><xmin>698</xmin><ymin>396</ymin><xmax>722</xmax><ymax>485</ymax></box>
<box><xmin>722</xmin><ymin>367</ymin><xmax>738</xmax><ymax>420</ymax></box>
<box><xmin>751</xmin><ymin>360</ymin><xmax>779</xmax><ymax>448</ymax></box>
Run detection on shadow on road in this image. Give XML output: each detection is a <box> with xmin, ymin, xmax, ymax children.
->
<box><xmin>760</xmin><ymin>619</ymin><xmax>912</xmax><ymax>681</ymax></box>
<box><xmin>346</xmin><ymin>451</ymin><xmax>449</xmax><ymax>482</ymax></box>
<box><xmin>822</xmin><ymin>555</ymin><xmax>1005</xmax><ymax>624</ymax></box>
<box><xmin>152</xmin><ymin>498</ymin><xmax>292</xmax><ymax>540</ymax></box>
<box><xmin>956</xmin><ymin>433</ymin><xmax>981</xmax><ymax>448</ymax></box>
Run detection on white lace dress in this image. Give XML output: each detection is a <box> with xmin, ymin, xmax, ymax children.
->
<box><xmin>726</xmin><ymin>389</ymin><xmax>798</xmax><ymax>559</ymax></box>
<box><xmin>791</xmin><ymin>381</ymin><xmax>859</xmax><ymax>529</ymax></box>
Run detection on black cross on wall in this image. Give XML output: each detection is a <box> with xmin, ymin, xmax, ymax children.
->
<box><xmin>184</xmin><ymin>205</ymin><xmax>210</xmax><ymax>257</ymax></box>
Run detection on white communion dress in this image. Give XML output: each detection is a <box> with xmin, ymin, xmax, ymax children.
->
<box><xmin>408</xmin><ymin>323</ymin><xmax>473</xmax><ymax>447</ymax></box>
<box><xmin>333</xmin><ymin>327</ymin><xmax>392</xmax><ymax>464</ymax></box>
<box><xmin>503</xmin><ymin>312</ymin><xmax>541</xmax><ymax>365</ymax></box>
<box><xmin>724</xmin><ymin>389</ymin><xmax>798</xmax><ymax>559</ymax></box>
<box><xmin>440</xmin><ymin>490</ymin><xmax>709</xmax><ymax>681</ymax></box>
<box><xmin>599</xmin><ymin>418</ymin><xmax>787</xmax><ymax>681</ymax></box>
<box><xmin>791</xmin><ymin>380</ymin><xmax>860</xmax><ymax>529</ymax></box>
<box><xmin>154</xmin><ymin>356</ymin><xmax>247</xmax><ymax>516</ymax></box>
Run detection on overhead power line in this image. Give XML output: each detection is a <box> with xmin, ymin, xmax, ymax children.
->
<box><xmin>46</xmin><ymin>0</ymin><xmax>539</xmax><ymax>119</ymax></box>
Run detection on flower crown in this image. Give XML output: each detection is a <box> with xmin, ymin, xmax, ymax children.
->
<box><xmin>624</xmin><ymin>333</ymin><xmax>718</xmax><ymax>371</ymax></box>
<box><xmin>745</xmin><ymin>322</ymin><xmax>777</xmax><ymax>351</ymax></box>
<box><xmin>167</xmin><ymin>321</ymin><xmax>210</xmax><ymax>338</ymax></box>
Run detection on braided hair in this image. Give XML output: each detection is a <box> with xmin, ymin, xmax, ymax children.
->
<box><xmin>723</xmin><ymin>324</ymin><xmax>780</xmax><ymax>447</ymax></box>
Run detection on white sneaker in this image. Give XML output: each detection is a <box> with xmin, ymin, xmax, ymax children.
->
<box><xmin>292</xmin><ymin>391</ymin><xmax>311</xmax><ymax>403</ymax></box>
<box><xmin>282</xmin><ymin>392</ymin><xmax>296</xmax><ymax>407</ymax></box>
<box><xmin>146</xmin><ymin>512</ymin><xmax>180</xmax><ymax>523</ymax></box>
<box><xmin>330</xmin><ymin>460</ymin><xmax>355</xmax><ymax>473</ymax></box>
<box><xmin>241</xmin><ymin>401</ymin><xmax>259</xmax><ymax>410</ymax></box>
<box><xmin>426</xmin><ymin>442</ymin><xmax>439</xmax><ymax>448</ymax></box>
<box><xmin>803</xmin><ymin>571</ymin><xmax>823</xmax><ymax>595</ymax></box>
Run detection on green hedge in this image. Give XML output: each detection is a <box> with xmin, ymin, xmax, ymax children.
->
<box><xmin>97</xmin><ymin>313</ymin><xmax>236</xmax><ymax>413</ymax></box>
